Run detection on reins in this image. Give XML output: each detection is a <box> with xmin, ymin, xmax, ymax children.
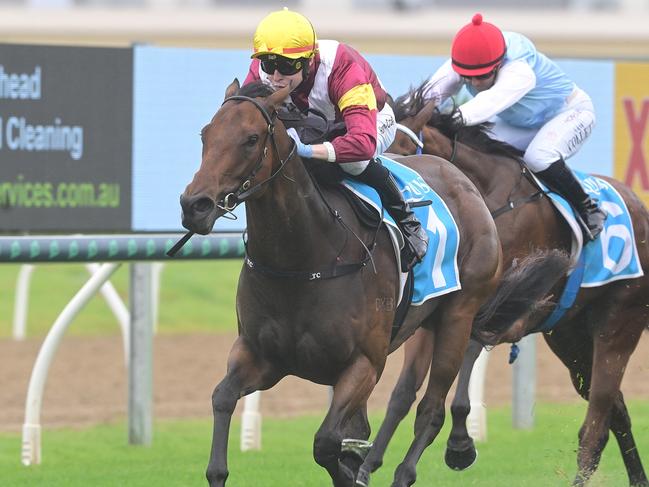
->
<box><xmin>216</xmin><ymin>95</ymin><xmax>297</xmax><ymax>210</ymax></box>
<box><xmin>167</xmin><ymin>95</ymin><xmax>296</xmax><ymax>257</ymax></box>
<box><xmin>170</xmin><ymin>94</ymin><xmax>379</xmax><ymax>280</ymax></box>
<box><xmin>398</xmin><ymin>90</ymin><xmax>546</xmax><ymax>221</ymax></box>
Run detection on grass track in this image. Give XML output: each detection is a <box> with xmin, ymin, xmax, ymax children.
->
<box><xmin>1</xmin><ymin>259</ymin><xmax>648</xmax><ymax>486</ymax></box>
<box><xmin>0</xmin><ymin>260</ymin><xmax>242</xmax><ymax>338</ymax></box>
<box><xmin>1</xmin><ymin>402</ymin><xmax>647</xmax><ymax>486</ymax></box>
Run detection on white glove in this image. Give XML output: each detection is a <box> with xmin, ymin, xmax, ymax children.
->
<box><xmin>452</xmin><ymin>109</ymin><xmax>465</xmax><ymax>126</ymax></box>
<box><xmin>286</xmin><ymin>128</ymin><xmax>314</xmax><ymax>158</ymax></box>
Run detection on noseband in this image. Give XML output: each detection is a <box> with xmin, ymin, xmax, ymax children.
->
<box><xmin>217</xmin><ymin>95</ymin><xmax>297</xmax><ymax>212</ymax></box>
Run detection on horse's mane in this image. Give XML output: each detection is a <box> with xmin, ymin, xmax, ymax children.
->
<box><xmin>236</xmin><ymin>80</ymin><xmax>275</xmax><ymax>98</ymax></box>
<box><xmin>393</xmin><ymin>81</ymin><xmax>524</xmax><ymax>161</ymax></box>
<box><xmin>392</xmin><ymin>82</ymin><xmax>428</xmax><ymax>122</ymax></box>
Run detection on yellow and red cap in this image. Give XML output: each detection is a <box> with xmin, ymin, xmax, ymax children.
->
<box><xmin>252</xmin><ymin>9</ymin><xmax>318</xmax><ymax>60</ymax></box>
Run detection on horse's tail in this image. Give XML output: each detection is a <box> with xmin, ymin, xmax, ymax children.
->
<box><xmin>472</xmin><ymin>249</ymin><xmax>572</xmax><ymax>346</ymax></box>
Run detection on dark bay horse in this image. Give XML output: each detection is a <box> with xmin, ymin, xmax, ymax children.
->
<box><xmin>364</xmin><ymin>83</ymin><xmax>649</xmax><ymax>487</ymax></box>
<box><xmin>178</xmin><ymin>79</ymin><xmax>567</xmax><ymax>487</ymax></box>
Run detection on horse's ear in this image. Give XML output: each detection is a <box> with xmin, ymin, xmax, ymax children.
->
<box><xmin>266</xmin><ymin>85</ymin><xmax>292</xmax><ymax>111</ymax></box>
<box><xmin>413</xmin><ymin>99</ymin><xmax>437</xmax><ymax>130</ymax></box>
<box><xmin>224</xmin><ymin>79</ymin><xmax>240</xmax><ymax>101</ymax></box>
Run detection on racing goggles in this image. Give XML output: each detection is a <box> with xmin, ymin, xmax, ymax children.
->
<box><xmin>462</xmin><ymin>68</ymin><xmax>498</xmax><ymax>81</ymax></box>
<box><xmin>259</xmin><ymin>56</ymin><xmax>305</xmax><ymax>76</ymax></box>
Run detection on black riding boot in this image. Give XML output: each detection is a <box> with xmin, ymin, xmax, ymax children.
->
<box><xmin>354</xmin><ymin>159</ymin><xmax>429</xmax><ymax>272</ymax></box>
<box><xmin>536</xmin><ymin>159</ymin><xmax>607</xmax><ymax>241</ymax></box>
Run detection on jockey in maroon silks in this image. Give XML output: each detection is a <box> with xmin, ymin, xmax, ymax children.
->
<box><xmin>243</xmin><ymin>8</ymin><xmax>428</xmax><ymax>271</ymax></box>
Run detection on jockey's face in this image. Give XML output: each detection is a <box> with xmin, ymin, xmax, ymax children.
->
<box><xmin>462</xmin><ymin>66</ymin><xmax>499</xmax><ymax>92</ymax></box>
<box><xmin>261</xmin><ymin>56</ymin><xmax>311</xmax><ymax>92</ymax></box>
<box><xmin>268</xmin><ymin>68</ymin><xmax>304</xmax><ymax>92</ymax></box>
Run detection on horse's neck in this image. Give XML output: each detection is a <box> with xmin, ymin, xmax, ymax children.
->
<box><xmin>454</xmin><ymin>145</ymin><xmax>506</xmax><ymax>196</ymax></box>
<box><xmin>428</xmin><ymin>128</ymin><xmax>515</xmax><ymax>198</ymax></box>
<box><xmin>245</xmin><ymin>157</ymin><xmax>341</xmax><ymax>266</ymax></box>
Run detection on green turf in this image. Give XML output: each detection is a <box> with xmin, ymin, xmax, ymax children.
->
<box><xmin>1</xmin><ymin>402</ymin><xmax>647</xmax><ymax>486</ymax></box>
<box><xmin>0</xmin><ymin>260</ymin><xmax>242</xmax><ymax>338</ymax></box>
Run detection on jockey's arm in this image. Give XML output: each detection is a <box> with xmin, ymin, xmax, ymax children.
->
<box><xmin>303</xmin><ymin>142</ymin><xmax>331</xmax><ymax>160</ymax></box>
<box><xmin>422</xmin><ymin>59</ymin><xmax>463</xmax><ymax>105</ymax></box>
<box><xmin>458</xmin><ymin>60</ymin><xmax>536</xmax><ymax>125</ymax></box>
<box><xmin>301</xmin><ymin>105</ymin><xmax>377</xmax><ymax>163</ymax></box>
<box><xmin>307</xmin><ymin>83</ymin><xmax>379</xmax><ymax>163</ymax></box>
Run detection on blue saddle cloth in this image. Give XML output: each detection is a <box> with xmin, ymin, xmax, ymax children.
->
<box><xmin>533</xmin><ymin>171</ymin><xmax>644</xmax><ymax>332</ymax></box>
<box><xmin>539</xmin><ymin>171</ymin><xmax>643</xmax><ymax>287</ymax></box>
<box><xmin>342</xmin><ymin>156</ymin><xmax>461</xmax><ymax>305</ymax></box>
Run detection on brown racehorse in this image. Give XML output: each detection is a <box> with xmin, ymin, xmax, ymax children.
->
<box><xmin>178</xmin><ymin>79</ymin><xmax>568</xmax><ymax>487</ymax></box>
<box><xmin>360</xmin><ymin>83</ymin><xmax>649</xmax><ymax>487</ymax></box>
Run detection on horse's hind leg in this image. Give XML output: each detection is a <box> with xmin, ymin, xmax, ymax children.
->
<box><xmin>573</xmin><ymin>306</ymin><xmax>647</xmax><ymax>487</ymax></box>
<box><xmin>444</xmin><ymin>338</ymin><xmax>484</xmax><ymax>471</ymax></box>
<box><xmin>391</xmin><ymin>301</ymin><xmax>476</xmax><ymax>487</ymax></box>
<box><xmin>313</xmin><ymin>354</ymin><xmax>378</xmax><ymax>487</ymax></box>
<box><xmin>610</xmin><ymin>392</ymin><xmax>649</xmax><ymax>486</ymax></box>
<box><xmin>358</xmin><ymin>327</ymin><xmax>434</xmax><ymax>482</ymax></box>
<box><xmin>206</xmin><ymin>337</ymin><xmax>282</xmax><ymax>487</ymax></box>
<box><xmin>545</xmin><ymin>301</ymin><xmax>647</xmax><ymax>487</ymax></box>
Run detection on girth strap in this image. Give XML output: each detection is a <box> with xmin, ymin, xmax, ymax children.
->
<box><xmin>490</xmin><ymin>163</ymin><xmax>546</xmax><ymax>219</ymax></box>
<box><xmin>244</xmin><ymin>253</ymin><xmax>370</xmax><ymax>281</ymax></box>
<box><xmin>491</xmin><ymin>191</ymin><xmax>544</xmax><ymax>219</ymax></box>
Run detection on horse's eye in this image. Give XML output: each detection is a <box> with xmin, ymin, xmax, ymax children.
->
<box><xmin>245</xmin><ymin>135</ymin><xmax>259</xmax><ymax>147</ymax></box>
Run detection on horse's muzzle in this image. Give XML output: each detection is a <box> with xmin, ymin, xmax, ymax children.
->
<box><xmin>180</xmin><ymin>193</ymin><xmax>217</xmax><ymax>234</ymax></box>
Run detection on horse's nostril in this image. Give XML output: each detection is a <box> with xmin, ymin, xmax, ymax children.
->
<box><xmin>192</xmin><ymin>197</ymin><xmax>214</xmax><ymax>214</ymax></box>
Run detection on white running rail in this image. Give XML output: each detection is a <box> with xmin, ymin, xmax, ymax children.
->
<box><xmin>12</xmin><ymin>263</ymin><xmax>131</xmax><ymax>359</ymax></box>
<box><xmin>21</xmin><ymin>262</ymin><xmax>122</xmax><ymax>466</ymax></box>
<box><xmin>467</xmin><ymin>348</ymin><xmax>490</xmax><ymax>442</ymax></box>
<box><xmin>12</xmin><ymin>264</ymin><xmax>35</xmax><ymax>341</ymax></box>
<box><xmin>240</xmin><ymin>391</ymin><xmax>262</xmax><ymax>451</ymax></box>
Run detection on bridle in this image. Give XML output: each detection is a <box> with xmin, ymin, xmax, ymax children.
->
<box><xmin>167</xmin><ymin>94</ymin><xmax>297</xmax><ymax>257</ymax></box>
<box><xmin>216</xmin><ymin>95</ymin><xmax>297</xmax><ymax>213</ymax></box>
<box><xmin>181</xmin><ymin>93</ymin><xmax>377</xmax><ymax>280</ymax></box>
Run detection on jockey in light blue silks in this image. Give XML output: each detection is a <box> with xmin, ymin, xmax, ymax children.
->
<box><xmin>420</xmin><ymin>13</ymin><xmax>607</xmax><ymax>241</ymax></box>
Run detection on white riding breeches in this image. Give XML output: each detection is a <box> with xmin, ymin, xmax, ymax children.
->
<box><xmin>338</xmin><ymin>103</ymin><xmax>397</xmax><ymax>176</ymax></box>
<box><xmin>486</xmin><ymin>87</ymin><xmax>596</xmax><ymax>172</ymax></box>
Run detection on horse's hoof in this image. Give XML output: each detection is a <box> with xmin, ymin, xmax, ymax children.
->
<box><xmin>391</xmin><ymin>463</ymin><xmax>416</xmax><ymax>487</ymax></box>
<box><xmin>355</xmin><ymin>467</ymin><xmax>370</xmax><ymax>487</ymax></box>
<box><xmin>444</xmin><ymin>446</ymin><xmax>478</xmax><ymax>471</ymax></box>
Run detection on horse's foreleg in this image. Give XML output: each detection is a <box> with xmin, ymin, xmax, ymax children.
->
<box><xmin>313</xmin><ymin>354</ymin><xmax>378</xmax><ymax>487</ymax></box>
<box><xmin>206</xmin><ymin>337</ymin><xmax>281</xmax><ymax>487</ymax></box>
<box><xmin>339</xmin><ymin>408</ymin><xmax>372</xmax><ymax>484</ymax></box>
<box><xmin>444</xmin><ymin>338</ymin><xmax>483</xmax><ymax>471</ymax></box>
<box><xmin>391</xmin><ymin>307</ymin><xmax>473</xmax><ymax>487</ymax></box>
<box><xmin>359</xmin><ymin>328</ymin><xmax>434</xmax><ymax>481</ymax></box>
<box><xmin>610</xmin><ymin>392</ymin><xmax>649</xmax><ymax>487</ymax></box>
